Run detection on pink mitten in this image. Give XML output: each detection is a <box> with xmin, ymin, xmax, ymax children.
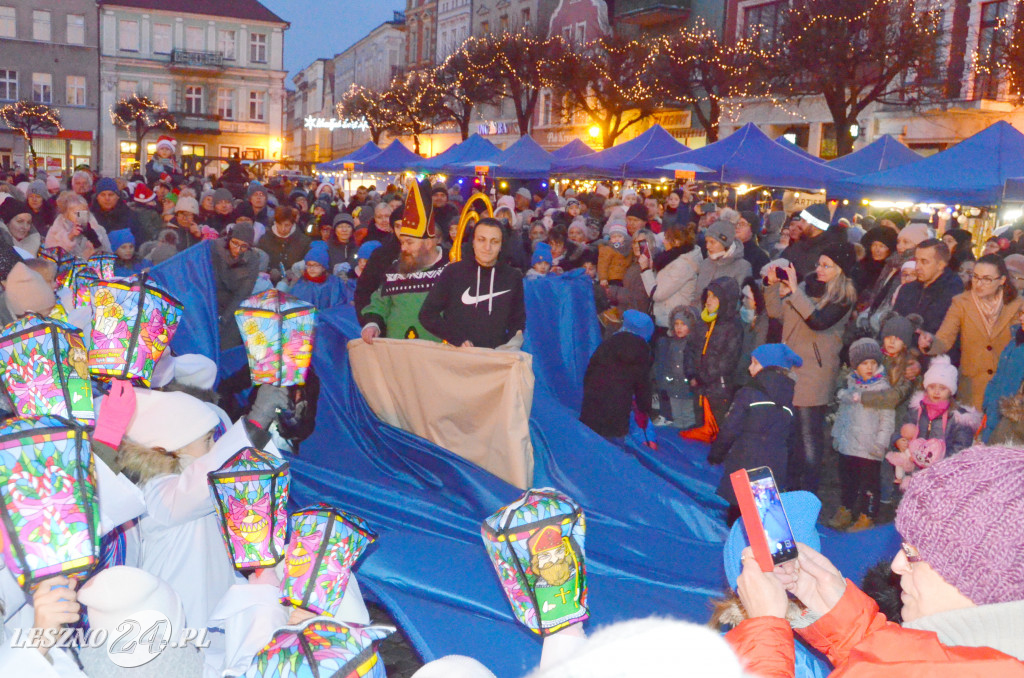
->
<box><xmin>92</xmin><ymin>380</ymin><xmax>137</xmax><ymax>448</ymax></box>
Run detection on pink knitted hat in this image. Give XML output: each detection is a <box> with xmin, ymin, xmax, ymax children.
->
<box><xmin>896</xmin><ymin>445</ymin><xmax>1024</xmax><ymax>605</ymax></box>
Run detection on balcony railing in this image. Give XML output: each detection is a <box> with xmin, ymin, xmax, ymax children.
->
<box><xmin>614</xmin><ymin>0</ymin><xmax>691</xmax><ymax>26</ymax></box>
<box><xmin>169</xmin><ymin>111</ymin><xmax>222</xmax><ymax>134</ymax></box>
<box><xmin>170</xmin><ymin>49</ymin><xmax>225</xmax><ymax>69</ymax></box>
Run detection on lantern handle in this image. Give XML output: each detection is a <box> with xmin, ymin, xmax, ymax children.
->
<box><xmin>450</xmin><ymin>192</ymin><xmax>494</xmax><ymax>263</ymax></box>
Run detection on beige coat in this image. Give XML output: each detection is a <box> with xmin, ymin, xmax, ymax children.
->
<box><xmin>929</xmin><ymin>292</ymin><xmax>1024</xmax><ymax>409</ymax></box>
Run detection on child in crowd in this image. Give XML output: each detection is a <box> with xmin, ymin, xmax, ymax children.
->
<box><xmin>830</xmin><ymin>338</ymin><xmax>895</xmax><ymax>532</ymax></box>
<box><xmin>597</xmin><ymin>223</ymin><xmax>632</xmax><ymax>288</ymax></box>
<box><xmin>708</xmin><ymin>343</ymin><xmax>802</xmax><ymax>523</ymax></box>
<box><xmin>888</xmin><ymin>355</ymin><xmax>981</xmax><ymax>482</ymax></box>
<box><xmin>527</xmin><ymin>242</ymin><xmax>553</xmax><ymax>280</ymax></box>
<box><xmin>684</xmin><ymin>277</ymin><xmax>743</xmax><ymax>429</ymax></box>
<box><xmin>289</xmin><ymin>241</ymin><xmax>348</xmax><ymax>309</ymax></box>
<box><xmin>654</xmin><ymin>305</ymin><xmax>698</xmax><ymax>427</ymax></box>
<box><xmin>351</xmin><ymin>240</ymin><xmax>382</xmax><ymax>279</ymax></box>
<box><xmin>109</xmin><ymin>229</ymin><xmax>150</xmax><ymax>277</ymax></box>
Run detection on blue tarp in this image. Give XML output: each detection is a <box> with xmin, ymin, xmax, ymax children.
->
<box><xmin>631</xmin><ymin>123</ymin><xmax>853</xmax><ymax>190</ymax></box>
<box><xmin>550</xmin><ymin>139</ymin><xmax>596</xmax><ymax>161</ymax></box>
<box><xmin>486</xmin><ymin>135</ymin><xmax>556</xmax><ymax>179</ymax></box>
<box><xmin>152</xmin><ymin>253</ymin><xmax>902</xmax><ymax>677</ymax></box>
<box><xmin>358</xmin><ymin>139</ymin><xmax>423</xmax><ymax>173</ymax></box>
<box><xmin>826</xmin><ymin>135</ymin><xmax>921</xmax><ymax>176</ymax></box>
<box><xmin>415</xmin><ymin>134</ymin><xmax>504</xmax><ymax>173</ymax></box>
<box><xmin>830</xmin><ymin>121</ymin><xmax>1024</xmax><ymax>205</ymax></box>
<box><xmin>550</xmin><ymin>125</ymin><xmax>689</xmax><ymax>179</ymax></box>
<box><xmin>317</xmin><ymin>141</ymin><xmax>383</xmax><ymax>172</ymax></box>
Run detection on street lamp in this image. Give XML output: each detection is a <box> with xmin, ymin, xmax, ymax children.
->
<box><xmin>588</xmin><ymin>125</ymin><xmax>600</xmax><ymax>139</ymax></box>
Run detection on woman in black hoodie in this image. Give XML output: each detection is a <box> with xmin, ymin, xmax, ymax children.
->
<box><xmin>685</xmin><ymin>276</ymin><xmax>745</xmax><ymax>428</ymax></box>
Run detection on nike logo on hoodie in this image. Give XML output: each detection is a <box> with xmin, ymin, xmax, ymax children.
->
<box><xmin>461</xmin><ymin>287</ymin><xmax>510</xmax><ymax>305</ymax></box>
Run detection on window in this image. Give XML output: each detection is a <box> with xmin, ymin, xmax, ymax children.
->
<box><xmin>31</xmin><ymin>73</ymin><xmax>52</xmax><ymax>103</ymax></box>
<box><xmin>521</xmin><ymin>8</ymin><xmax>531</xmax><ymax>26</ymax></box>
<box><xmin>480</xmin><ymin>20</ymin><xmax>489</xmax><ymax>34</ymax></box>
<box><xmin>243</xmin><ymin>148</ymin><xmax>264</xmax><ymax>160</ymax></box>
<box><xmin>117</xmin><ymin>79</ymin><xmax>137</xmax><ymax>100</ymax></box>
<box><xmin>743</xmin><ymin>1</ymin><xmax>787</xmax><ymax>49</ymax></box>
<box><xmin>249</xmin><ymin>33</ymin><xmax>267</xmax><ymax>63</ymax></box>
<box><xmin>119</xmin><ymin>20</ymin><xmax>139</xmax><ymax>51</ymax></box>
<box><xmin>66</xmin><ymin>14</ymin><xmax>85</xmax><ymax>45</ymax></box>
<box><xmin>540</xmin><ymin>91</ymin><xmax>552</xmax><ymax>126</ymax></box>
<box><xmin>185</xmin><ymin>25</ymin><xmax>204</xmax><ymax>51</ymax></box>
<box><xmin>217</xmin><ymin>29</ymin><xmax>236</xmax><ymax>60</ymax></box>
<box><xmin>248</xmin><ymin>91</ymin><xmax>265</xmax><ymax>121</ymax></box>
<box><xmin>500</xmin><ymin>14</ymin><xmax>509</xmax><ymax>32</ymax></box>
<box><xmin>576</xmin><ymin>22</ymin><xmax>586</xmax><ymax>43</ymax></box>
<box><xmin>0</xmin><ymin>70</ymin><xmax>16</xmax><ymax>100</ymax></box>
<box><xmin>152</xmin><ymin>82</ymin><xmax>171</xmax><ymax>107</ymax></box>
<box><xmin>185</xmin><ymin>86</ymin><xmax>203</xmax><ymax>114</ymax></box>
<box><xmin>66</xmin><ymin>75</ymin><xmax>85</xmax><ymax>106</ymax></box>
<box><xmin>180</xmin><ymin>143</ymin><xmax>204</xmax><ymax>156</ymax></box>
<box><xmin>217</xmin><ymin>88</ymin><xmax>234</xmax><ymax>119</ymax></box>
<box><xmin>221</xmin><ymin>145</ymin><xmax>240</xmax><ymax>159</ymax></box>
<box><xmin>977</xmin><ymin>0</ymin><xmax>1009</xmax><ymax>98</ymax></box>
<box><xmin>152</xmin><ymin>23</ymin><xmax>172</xmax><ymax>54</ymax></box>
<box><xmin>32</xmin><ymin>10</ymin><xmax>50</xmax><ymax>41</ymax></box>
<box><xmin>409</xmin><ymin>30</ymin><xmax>418</xmax><ymax>61</ymax></box>
<box><xmin>0</xmin><ymin>7</ymin><xmax>14</xmax><ymax>39</ymax></box>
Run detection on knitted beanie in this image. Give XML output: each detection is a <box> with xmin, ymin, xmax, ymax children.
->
<box><xmin>751</xmin><ymin>343</ymin><xmax>803</xmax><ymax>370</ymax></box>
<box><xmin>881</xmin><ymin>314</ymin><xmax>915</xmax><ymax>348</ymax></box>
<box><xmin>212</xmin><ymin>188</ymin><xmax>234</xmax><ymax>206</ymax></box>
<box><xmin>304</xmin><ymin>241</ymin><xmax>329</xmax><ymax>268</ymax></box>
<box><xmin>821</xmin><ymin>241</ymin><xmax>857</xmax><ymax>279</ymax></box>
<box><xmin>621</xmin><ymin>310</ymin><xmax>654</xmax><ymax>341</ymax></box>
<box><xmin>848</xmin><ymin>337</ymin><xmax>883</xmax><ymax>368</ymax></box>
<box><xmin>626</xmin><ymin>204</ymin><xmax>648</xmax><ymax>221</ymax></box>
<box><xmin>95</xmin><ymin>177</ymin><xmax>119</xmax><ymax>196</ymax></box>
<box><xmin>4</xmin><ymin>262</ymin><xmax>56</xmax><ymax>317</ymax></box>
<box><xmin>923</xmin><ymin>354</ymin><xmax>958</xmax><ymax>394</ymax></box>
<box><xmin>896</xmin><ymin>445</ymin><xmax>1024</xmax><ymax>605</ymax></box>
<box><xmin>532</xmin><ymin>241</ymin><xmax>552</xmax><ymax>266</ymax></box>
<box><xmin>607</xmin><ymin>223</ymin><xmax>628</xmax><ymax>239</ymax></box>
<box><xmin>706</xmin><ymin>220</ymin><xmax>736</xmax><ymax>249</ymax></box>
<box><xmin>246</xmin><ymin>181</ymin><xmax>267</xmax><ymax>198</ymax></box>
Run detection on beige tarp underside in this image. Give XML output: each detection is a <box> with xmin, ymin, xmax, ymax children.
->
<box><xmin>347</xmin><ymin>338</ymin><xmax>535</xmax><ymax>489</ymax></box>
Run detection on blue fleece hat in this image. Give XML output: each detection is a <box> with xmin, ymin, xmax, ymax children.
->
<box><xmin>723</xmin><ymin>491</ymin><xmax>822</xmax><ymax>590</ymax></box>
<box><xmin>532</xmin><ymin>242</ymin><xmax>552</xmax><ymax>267</ymax></box>
<box><xmin>356</xmin><ymin>240</ymin><xmax>382</xmax><ymax>261</ymax></box>
<box><xmin>304</xmin><ymin>241</ymin><xmax>329</xmax><ymax>267</ymax></box>
<box><xmin>95</xmin><ymin>177</ymin><xmax>120</xmax><ymax>196</ymax></box>
<box><xmin>108</xmin><ymin>229</ymin><xmax>135</xmax><ymax>251</ymax></box>
<box><xmin>620</xmin><ymin>310</ymin><xmax>654</xmax><ymax>342</ymax></box>
<box><xmin>751</xmin><ymin>343</ymin><xmax>803</xmax><ymax>370</ymax></box>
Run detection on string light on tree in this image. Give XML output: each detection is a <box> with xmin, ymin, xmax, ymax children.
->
<box><xmin>110</xmin><ymin>94</ymin><xmax>177</xmax><ymax>170</ymax></box>
<box><xmin>0</xmin><ymin>100</ymin><xmax>62</xmax><ymax>175</ymax></box>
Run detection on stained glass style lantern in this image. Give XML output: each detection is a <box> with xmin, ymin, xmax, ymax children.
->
<box><xmin>235</xmin><ymin>290</ymin><xmax>317</xmax><ymax>388</ymax></box>
<box><xmin>481</xmin><ymin>488</ymin><xmax>589</xmax><ymax>635</ymax></box>
<box><xmin>208</xmin><ymin>447</ymin><xmax>290</xmax><ymax>571</ymax></box>
<box><xmin>246</xmin><ymin>617</ymin><xmax>393</xmax><ymax>678</ymax></box>
<box><xmin>38</xmin><ymin>248</ymin><xmax>76</xmax><ymax>287</ymax></box>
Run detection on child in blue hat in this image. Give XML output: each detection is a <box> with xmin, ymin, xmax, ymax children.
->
<box><xmin>289</xmin><ymin>241</ymin><xmax>348</xmax><ymax>309</ymax></box>
<box><xmin>109</xmin><ymin>228</ymin><xmax>150</xmax><ymax>277</ymax></box>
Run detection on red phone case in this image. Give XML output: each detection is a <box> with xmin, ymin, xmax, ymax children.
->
<box><xmin>730</xmin><ymin>468</ymin><xmax>775</xmax><ymax>572</ymax></box>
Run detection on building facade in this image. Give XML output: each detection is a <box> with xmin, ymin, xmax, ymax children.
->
<box><xmin>722</xmin><ymin>0</ymin><xmax>1024</xmax><ymax>156</ymax></box>
<box><xmin>98</xmin><ymin>0</ymin><xmax>288</xmax><ymax>176</ymax></box>
<box><xmin>0</xmin><ymin>0</ymin><xmax>99</xmax><ymax>172</ymax></box>
<box><xmin>436</xmin><ymin>0</ymin><xmax>472</xmax><ymax>60</ymax></box>
<box><xmin>406</xmin><ymin>0</ymin><xmax>438</xmax><ymax>70</ymax></box>
<box><xmin>288</xmin><ymin>58</ymin><xmax>334</xmax><ymax>164</ymax></box>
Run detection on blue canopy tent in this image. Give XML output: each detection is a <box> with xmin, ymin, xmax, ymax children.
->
<box><xmin>550</xmin><ymin>138</ymin><xmax>596</xmax><ymax>161</ymax></box>
<box><xmin>550</xmin><ymin>125</ymin><xmax>689</xmax><ymax>178</ymax></box>
<box><xmin>357</xmin><ymin>139</ymin><xmax>423</xmax><ymax>173</ymax></box>
<box><xmin>630</xmin><ymin>123</ymin><xmax>852</xmax><ymax>190</ymax></box>
<box><xmin>483</xmin><ymin>135</ymin><xmax>556</xmax><ymax>179</ymax></box>
<box><xmin>414</xmin><ymin>134</ymin><xmax>503</xmax><ymax>173</ymax></box>
<box><xmin>317</xmin><ymin>141</ymin><xmax>382</xmax><ymax>172</ymax></box>
<box><xmin>1006</xmin><ymin>178</ymin><xmax>1024</xmax><ymax>202</ymax></box>
<box><xmin>826</xmin><ymin>135</ymin><xmax>921</xmax><ymax>175</ymax></box>
<box><xmin>830</xmin><ymin>121</ymin><xmax>1024</xmax><ymax>205</ymax></box>
<box><xmin>775</xmin><ymin>136</ymin><xmax>826</xmax><ymax>163</ymax></box>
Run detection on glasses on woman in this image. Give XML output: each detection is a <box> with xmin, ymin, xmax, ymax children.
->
<box><xmin>901</xmin><ymin>542</ymin><xmax>924</xmax><ymax>568</ymax></box>
<box><xmin>971</xmin><ymin>274</ymin><xmax>1002</xmax><ymax>284</ymax></box>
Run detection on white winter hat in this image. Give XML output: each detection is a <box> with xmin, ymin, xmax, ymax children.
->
<box><xmin>78</xmin><ymin>566</ymin><xmax>186</xmax><ymax>638</ymax></box>
<box><xmin>126</xmin><ymin>389</ymin><xmax>219</xmax><ymax>451</ymax></box>
<box><xmin>527</xmin><ymin>617</ymin><xmax>748</xmax><ymax>678</ymax></box>
<box><xmin>173</xmin><ymin>354</ymin><xmax>218</xmax><ymax>390</ymax></box>
<box><xmin>924</xmin><ymin>354</ymin><xmax>959</xmax><ymax>395</ymax></box>
<box><xmin>412</xmin><ymin>656</ymin><xmax>497</xmax><ymax>678</ymax></box>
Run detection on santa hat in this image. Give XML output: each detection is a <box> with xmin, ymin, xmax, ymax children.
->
<box><xmin>154</xmin><ymin>136</ymin><xmax>176</xmax><ymax>153</ymax></box>
<box><xmin>133</xmin><ymin>183</ymin><xmax>156</xmax><ymax>204</ymax></box>
<box><xmin>125</xmin><ymin>389</ymin><xmax>219</xmax><ymax>451</ymax></box>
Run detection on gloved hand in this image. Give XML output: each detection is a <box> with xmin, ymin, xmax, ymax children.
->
<box><xmin>92</xmin><ymin>380</ymin><xmax>136</xmax><ymax>449</ymax></box>
<box><xmin>248</xmin><ymin>385</ymin><xmax>289</xmax><ymax>429</ymax></box>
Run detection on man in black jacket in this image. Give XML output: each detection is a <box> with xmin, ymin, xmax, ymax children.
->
<box><xmin>419</xmin><ymin>217</ymin><xmax>526</xmax><ymax>349</ymax></box>
<box><xmin>894</xmin><ymin>239</ymin><xmax>964</xmax><ymax>344</ymax></box>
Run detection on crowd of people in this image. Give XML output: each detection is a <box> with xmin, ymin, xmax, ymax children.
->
<box><xmin>0</xmin><ymin>134</ymin><xmax>1021</xmax><ymax>677</ymax></box>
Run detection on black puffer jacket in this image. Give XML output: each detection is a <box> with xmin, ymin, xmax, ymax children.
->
<box><xmin>91</xmin><ymin>196</ymin><xmax>141</xmax><ymax>243</ymax></box>
<box><xmin>709</xmin><ymin>366</ymin><xmax>797</xmax><ymax>504</ymax></box>
<box><xmin>211</xmin><ymin>239</ymin><xmax>260</xmax><ymax>349</ymax></box>
<box><xmin>685</xmin><ymin>277</ymin><xmax>744</xmax><ymax>400</ymax></box>
<box><xmin>580</xmin><ymin>330</ymin><xmax>653</xmax><ymax>438</ymax></box>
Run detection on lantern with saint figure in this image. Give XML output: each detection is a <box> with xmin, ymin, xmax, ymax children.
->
<box><xmin>0</xmin><ymin>416</ymin><xmax>101</xmax><ymax>590</ymax></box>
<box><xmin>280</xmin><ymin>505</ymin><xmax>376</xmax><ymax>617</ymax></box>
<box><xmin>245</xmin><ymin>618</ymin><xmax>394</xmax><ymax>678</ymax></box>
<box><xmin>208</xmin><ymin>447</ymin><xmax>290</xmax><ymax>571</ymax></box>
<box><xmin>235</xmin><ymin>290</ymin><xmax>316</xmax><ymax>388</ymax></box>
<box><xmin>38</xmin><ymin>248</ymin><xmax>76</xmax><ymax>286</ymax></box>
<box><xmin>481</xmin><ymin>488</ymin><xmax>589</xmax><ymax>636</ymax></box>
<box><xmin>0</xmin><ymin>314</ymin><xmax>94</xmax><ymax>425</ymax></box>
<box><xmin>88</xmin><ymin>273</ymin><xmax>183</xmax><ymax>386</ymax></box>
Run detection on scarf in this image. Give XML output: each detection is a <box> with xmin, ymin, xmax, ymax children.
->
<box><xmin>970</xmin><ymin>288</ymin><xmax>1004</xmax><ymax>337</ymax></box>
<box><xmin>701</xmin><ymin>307</ymin><xmax>718</xmax><ymax>323</ymax></box>
<box><xmin>853</xmin><ymin>370</ymin><xmax>886</xmax><ymax>387</ymax></box>
<box><xmin>303</xmin><ymin>270</ymin><xmax>327</xmax><ymax>284</ymax></box>
<box><xmin>922</xmin><ymin>395</ymin><xmax>951</xmax><ymax>421</ymax></box>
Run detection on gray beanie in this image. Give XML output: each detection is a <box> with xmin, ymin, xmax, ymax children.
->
<box><xmin>881</xmin><ymin>314</ymin><xmax>915</xmax><ymax>348</ymax></box>
<box><xmin>849</xmin><ymin>337</ymin><xmax>884</xmax><ymax>369</ymax></box>
<box><xmin>212</xmin><ymin>188</ymin><xmax>234</xmax><ymax>206</ymax></box>
<box><xmin>705</xmin><ymin>220</ymin><xmax>736</xmax><ymax>250</ymax></box>
<box><xmin>230</xmin><ymin>222</ymin><xmax>255</xmax><ymax>245</ymax></box>
<box><xmin>246</xmin><ymin>181</ymin><xmax>267</xmax><ymax>198</ymax></box>
<box><xmin>26</xmin><ymin>180</ymin><xmax>47</xmax><ymax>200</ymax></box>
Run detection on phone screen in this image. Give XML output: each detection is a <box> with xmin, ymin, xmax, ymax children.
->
<box><xmin>639</xmin><ymin>240</ymin><xmax>651</xmax><ymax>259</ymax></box>
<box><xmin>747</xmin><ymin>467</ymin><xmax>798</xmax><ymax>565</ymax></box>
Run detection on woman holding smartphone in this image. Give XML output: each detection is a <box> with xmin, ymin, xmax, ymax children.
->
<box><xmin>728</xmin><ymin>446</ymin><xmax>1024</xmax><ymax>677</ymax></box>
<box><xmin>45</xmin><ymin>191</ymin><xmax>111</xmax><ymax>257</ymax></box>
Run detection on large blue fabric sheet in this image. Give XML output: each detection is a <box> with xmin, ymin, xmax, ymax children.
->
<box><xmin>152</xmin><ymin>251</ymin><xmax>902</xmax><ymax>677</ymax></box>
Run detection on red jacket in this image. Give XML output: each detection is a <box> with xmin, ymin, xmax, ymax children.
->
<box><xmin>726</xmin><ymin>580</ymin><xmax>1024</xmax><ymax>678</ymax></box>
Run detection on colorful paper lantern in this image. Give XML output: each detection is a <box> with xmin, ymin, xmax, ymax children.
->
<box><xmin>0</xmin><ymin>416</ymin><xmax>101</xmax><ymax>590</ymax></box>
<box><xmin>280</xmin><ymin>505</ymin><xmax>376</xmax><ymax>617</ymax></box>
<box><xmin>88</xmin><ymin>273</ymin><xmax>183</xmax><ymax>386</ymax></box>
<box><xmin>86</xmin><ymin>253</ymin><xmax>116</xmax><ymax>281</ymax></box>
<box><xmin>69</xmin><ymin>266</ymin><xmax>99</xmax><ymax>309</ymax></box>
<box><xmin>208</xmin><ymin>447</ymin><xmax>290</xmax><ymax>571</ymax></box>
<box><xmin>246</xmin><ymin>618</ymin><xmax>393</xmax><ymax>678</ymax></box>
<box><xmin>38</xmin><ymin>248</ymin><xmax>76</xmax><ymax>287</ymax></box>
<box><xmin>481</xmin><ymin>488</ymin><xmax>589</xmax><ymax>635</ymax></box>
<box><xmin>235</xmin><ymin>290</ymin><xmax>317</xmax><ymax>388</ymax></box>
<box><xmin>0</xmin><ymin>314</ymin><xmax>95</xmax><ymax>425</ymax></box>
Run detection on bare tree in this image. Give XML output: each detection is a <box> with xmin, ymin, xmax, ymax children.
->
<box><xmin>0</xmin><ymin>100</ymin><xmax>62</xmax><ymax>174</ymax></box>
<box><xmin>382</xmin><ymin>71</ymin><xmax>444</xmax><ymax>155</ymax></box>
<box><xmin>337</xmin><ymin>85</ymin><xmax>393</xmax><ymax>145</ymax></box>
<box><xmin>434</xmin><ymin>47</ymin><xmax>501</xmax><ymax>140</ymax></box>
<box><xmin>110</xmin><ymin>94</ymin><xmax>177</xmax><ymax>169</ymax></box>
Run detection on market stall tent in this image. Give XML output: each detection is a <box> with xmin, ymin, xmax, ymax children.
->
<box><xmin>826</xmin><ymin>134</ymin><xmax>921</xmax><ymax>175</ymax></box>
<box><xmin>358</xmin><ymin>140</ymin><xmax>423</xmax><ymax>173</ymax></box>
<box><xmin>414</xmin><ymin>134</ymin><xmax>503</xmax><ymax>173</ymax></box>
<box><xmin>487</xmin><ymin>135</ymin><xmax>556</xmax><ymax>179</ymax></box>
<box><xmin>317</xmin><ymin>141</ymin><xmax>382</xmax><ymax>172</ymax></box>
<box><xmin>550</xmin><ymin>125</ymin><xmax>689</xmax><ymax>178</ymax></box>
<box><xmin>551</xmin><ymin>138</ymin><xmax>597</xmax><ymax>161</ymax></box>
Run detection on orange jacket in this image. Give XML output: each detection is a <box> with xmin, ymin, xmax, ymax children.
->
<box><xmin>726</xmin><ymin>581</ymin><xmax>1024</xmax><ymax>678</ymax></box>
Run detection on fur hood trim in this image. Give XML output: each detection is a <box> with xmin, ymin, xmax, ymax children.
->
<box><xmin>710</xmin><ymin>595</ymin><xmax>806</xmax><ymax>628</ymax></box>
<box><xmin>1000</xmin><ymin>393</ymin><xmax>1024</xmax><ymax>422</ymax></box>
<box><xmin>116</xmin><ymin>437</ymin><xmax>181</xmax><ymax>485</ymax></box>
<box><xmin>909</xmin><ymin>391</ymin><xmax>983</xmax><ymax>428</ymax></box>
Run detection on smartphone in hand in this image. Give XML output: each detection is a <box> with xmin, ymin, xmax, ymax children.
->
<box><xmin>730</xmin><ymin>466</ymin><xmax>799</xmax><ymax>571</ymax></box>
